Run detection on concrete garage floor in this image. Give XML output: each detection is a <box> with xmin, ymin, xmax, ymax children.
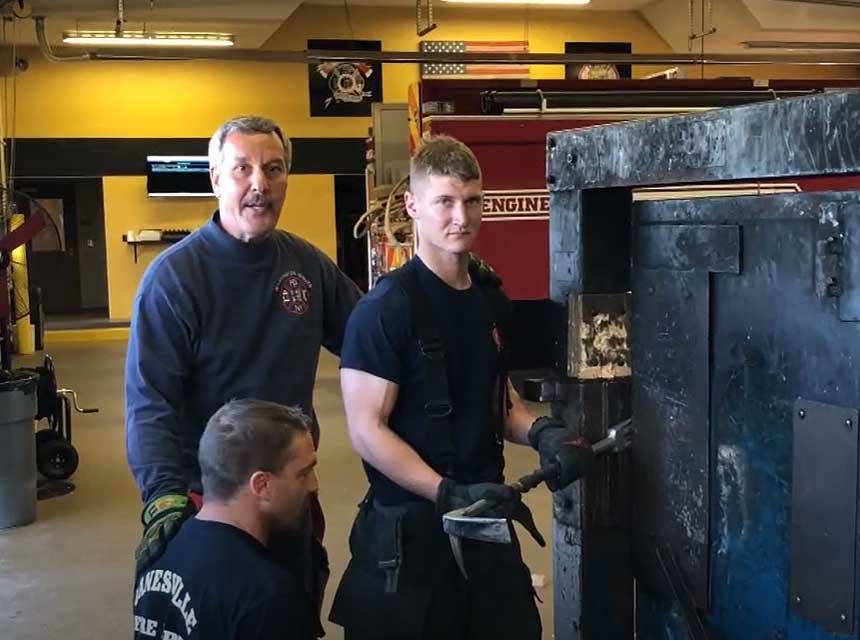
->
<box><xmin>2</xmin><ymin>341</ymin><xmax>555</xmax><ymax>639</ymax></box>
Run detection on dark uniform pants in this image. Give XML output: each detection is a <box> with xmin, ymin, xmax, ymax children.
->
<box><xmin>329</xmin><ymin>496</ymin><xmax>541</xmax><ymax>640</ymax></box>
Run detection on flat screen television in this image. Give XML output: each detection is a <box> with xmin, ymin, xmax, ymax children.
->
<box><xmin>146</xmin><ymin>156</ymin><xmax>214</xmax><ymax>197</ymax></box>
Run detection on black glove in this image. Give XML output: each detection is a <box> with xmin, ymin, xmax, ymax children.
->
<box><xmin>436</xmin><ymin>478</ymin><xmax>546</xmax><ymax>547</ymax></box>
<box><xmin>135</xmin><ymin>493</ymin><xmax>196</xmax><ymax>576</ymax></box>
<box><xmin>528</xmin><ymin>417</ymin><xmax>594</xmax><ymax>491</ymax></box>
<box><xmin>435</xmin><ymin>478</ymin><xmax>519</xmax><ymax>519</ymax></box>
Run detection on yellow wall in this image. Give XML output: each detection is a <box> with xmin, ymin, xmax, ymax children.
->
<box><xmin>13</xmin><ymin>56</ymin><xmax>358</xmax><ymax>138</ymax></box>
<box><xmin>12</xmin><ymin>4</ymin><xmax>684</xmax><ymax>320</ymax></box>
<box><xmin>270</xmin><ymin>4</ymin><xmax>676</xmax><ymax>81</ymax></box>
<box><xmin>270</xmin><ymin>4</ymin><xmax>858</xmax><ymax>81</ymax></box>
<box><xmin>12</xmin><ymin>5</ymin><xmax>682</xmax><ymax>139</ymax></box>
<box><xmin>10</xmin><ymin>4</ymin><xmax>856</xmax><ymax>320</ymax></box>
<box><xmin>104</xmin><ymin>175</ymin><xmax>334</xmax><ymax>320</ymax></box>
<box><xmin>11</xmin><ymin>4</ymin><xmax>854</xmax><ymax>140</ymax></box>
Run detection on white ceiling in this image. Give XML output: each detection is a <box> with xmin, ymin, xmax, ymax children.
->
<box><xmin>22</xmin><ymin>1</ymin><xmax>302</xmax><ymax>48</ymax></box>
<box><xmin>7</xmin><ymin>0</ymin><xmax>860</xmax><ymax>54</ymax></box>
<box><xmin>743</xmin><ymin>0</ymin><xmax>860</xmax><ymax>32</ymax></box>
<box><xmin>644</xmin><ymin>0</ymin><xmax>860</xmax><ymax>54</ymax></box>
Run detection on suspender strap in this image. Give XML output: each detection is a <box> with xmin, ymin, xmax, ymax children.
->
<box><xmin>384</xmin><ymin>260</ymin><xmax>512</xmax><ymax>477</ymax></box>
<box><xmin>394</xmin><ymin>266</ymin><xmax>456</xmax><ymax>475</ymax></box>
<box><xmin>470</xmin><ymin>281</ymin><xmax>512</xmax><ymax>441</ymax></box>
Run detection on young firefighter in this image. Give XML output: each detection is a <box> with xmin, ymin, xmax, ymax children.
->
<box><xmin>330</xmin><ymin>135</ymin><xmax>593</xmax><ymax>640</ymax></box>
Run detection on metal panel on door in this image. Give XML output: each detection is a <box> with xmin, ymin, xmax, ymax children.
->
<box><xmin>632</xmin><ymin>191</ymin><xmax>860</xmax><ymax>639</ymax></box>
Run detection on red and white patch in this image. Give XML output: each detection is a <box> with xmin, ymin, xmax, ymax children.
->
<box><xmin>276</xmin><ymin>271</ymin><xmax>312</xmax><ymax>316</ymax></box>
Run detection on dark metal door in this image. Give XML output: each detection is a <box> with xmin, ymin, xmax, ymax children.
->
<box><xmin>17</xmin><ymin>182</ymin><xmax>82</xmax><ymax>315</ymax></box>
<box><xmin>545</xmin><ymin>90</ymin><xmax>860</xmax><ymax>640</ymax></box>
<box><xmin>631</xmin><ymin>191</ymin><xmax>860</xmax><ymax>639</ymax></box>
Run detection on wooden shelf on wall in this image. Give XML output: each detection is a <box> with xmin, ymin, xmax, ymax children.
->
<box><xmin>122</xmin><ymin>232</ymin><xmax>189</xmax><ymax>263</ymax></box>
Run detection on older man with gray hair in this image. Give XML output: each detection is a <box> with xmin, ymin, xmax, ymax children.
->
<box><xmin>125</xmin><ymin>115</ymin><xmax>361</xmax><ymax>636</ymax></box>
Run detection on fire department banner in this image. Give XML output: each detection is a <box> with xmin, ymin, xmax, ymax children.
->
<box><xmin>565</xmin><ymin>42</ymin><xmax>632</xmax><ymax>80</ymax></box>
<box><xmin>308</xmin><ymin>39</ymin><xmax>383</xmax><ymax>117</ymax></box>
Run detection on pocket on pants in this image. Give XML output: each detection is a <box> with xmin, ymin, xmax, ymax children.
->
<box><xmin>330</xmin><ymin>503</ymin><xmax>434</xmax><ymax>637</ymax></box>
<box><xmin>329</xmin><ymin>561</ymin><xmax>432</xmax><ymax>638</ymax></box>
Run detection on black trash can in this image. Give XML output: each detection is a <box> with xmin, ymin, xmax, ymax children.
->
<box><xmin>0</xmin><ymin>371</ymin><xmax>38</xmax><ymax>528</ymax></box>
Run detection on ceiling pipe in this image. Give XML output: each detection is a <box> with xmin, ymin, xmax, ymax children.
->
<box><xmin>115</xmin><ymin>0</ymin><xmax>125</xmax><ymax>37</ymax></box>
<box><xmin>34</xmin><ymin>16</ymin><xmax>92</xmax><ymax>62</ymax></box>
<box><xmin>744</xmin><ymin>40</ymin><xmax>860</xmax><ymax>51</ymax></box>
<box><xmin>27</xmin><ymin>17</ymin><xmax>860</xmax><ymax>66</ymax></box>
<box><xmin>776</xmin><ymin>0</ymin><xmax>860</xmax><ymax>7</ymax></box>
<box><xmin>81</xmin><ymin>48</ymin><xmax>860</xmax><ymax>66</ymax></box>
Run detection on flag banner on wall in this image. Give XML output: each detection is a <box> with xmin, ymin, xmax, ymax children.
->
<box><xmin>564</xmin><ymin>42</ymin><xmax>632</xmax><ymax>80</ymax></box>
<box><xmin>420</xmin><ymin>41</ymin><xmax>529</xmax><ymax>79</ymax></box>
<box><xmin>308</xmin><ymin>39</ymin><xmax>383</xmax><ymax>117</ymax></box>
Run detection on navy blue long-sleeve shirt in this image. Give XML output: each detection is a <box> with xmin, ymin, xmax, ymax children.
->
<box><xmin>125</xmin><ymin>212</ymin><xmax>361</xmax><ymax>503</ymax></box>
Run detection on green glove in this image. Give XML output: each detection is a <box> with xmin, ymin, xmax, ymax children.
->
<box><xmin>135</xmin><ymin>493</ymin><xmax>196</xmax><ymax>576</ymax></box>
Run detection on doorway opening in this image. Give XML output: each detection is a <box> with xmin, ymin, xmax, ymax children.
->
<box><xmin>14</xmin><ymin>179</ymin><xmax>110</xmax><ymax>328</ymax></box>
<box><xmin>334</xmin><ymin>174</ymin><xmax>369</xmax><ymax>292</ymax></box>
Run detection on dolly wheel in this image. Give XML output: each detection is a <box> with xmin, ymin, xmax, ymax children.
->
<box><xmin>35</xmin><ymin>429</ymin><xmax>63</xmax><ymax>449</ymax></box>
<box><xmin>37</xmin><ymin>439</ymin><xmax>79</xmax><ymax>480</ymax></box>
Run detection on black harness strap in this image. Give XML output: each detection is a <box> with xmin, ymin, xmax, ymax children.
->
<box><xmin>471</xmin><ymin>272</ymin><xmax>513</xmax><ymax>442</ymax></box>
<box><xmin>394</xmin><ymin>267</ymin><xmax>457</xmax><ymax>476</ymax></box>
<box><xmin>386</xmin><ymin>261</ymin><xmax>513</xmax><ymax>477</ymax></box>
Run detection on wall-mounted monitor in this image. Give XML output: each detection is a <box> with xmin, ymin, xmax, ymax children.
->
<box><xmin>146</xmin><ymin>156</ymin><xmax>214</xmax><ymax>197</ymax></box>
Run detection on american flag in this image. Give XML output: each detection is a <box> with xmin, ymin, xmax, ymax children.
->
<box><xmin>420</xmin><ymin>41</ymin><xmax>529</xmax><ymax>79</ymax></box>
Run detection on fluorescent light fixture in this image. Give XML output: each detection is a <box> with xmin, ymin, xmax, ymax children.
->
<box><xmin>743</xmin><ymin>40</ymin><xmax>860</xmax><ymax>51</ymax></box>
<box><xmin>62</xmin><ymin>31</ymin><xmax>235</xmax><ymax>48</ymax></box>
<box><xmin>443</xmin><ymin>0</ymin><xmax>589</xmax><ymax>4</ymax></box>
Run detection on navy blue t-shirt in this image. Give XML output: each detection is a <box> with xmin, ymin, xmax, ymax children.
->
<box><xmin>340</xmin><ymin>256</ymin><xmax>506</xmax><ymax>505</ymax></box>
<box><xmin>133</xmin><ymin>518</ymin><xmax>312</xmax><ymax>640</ymax></box>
